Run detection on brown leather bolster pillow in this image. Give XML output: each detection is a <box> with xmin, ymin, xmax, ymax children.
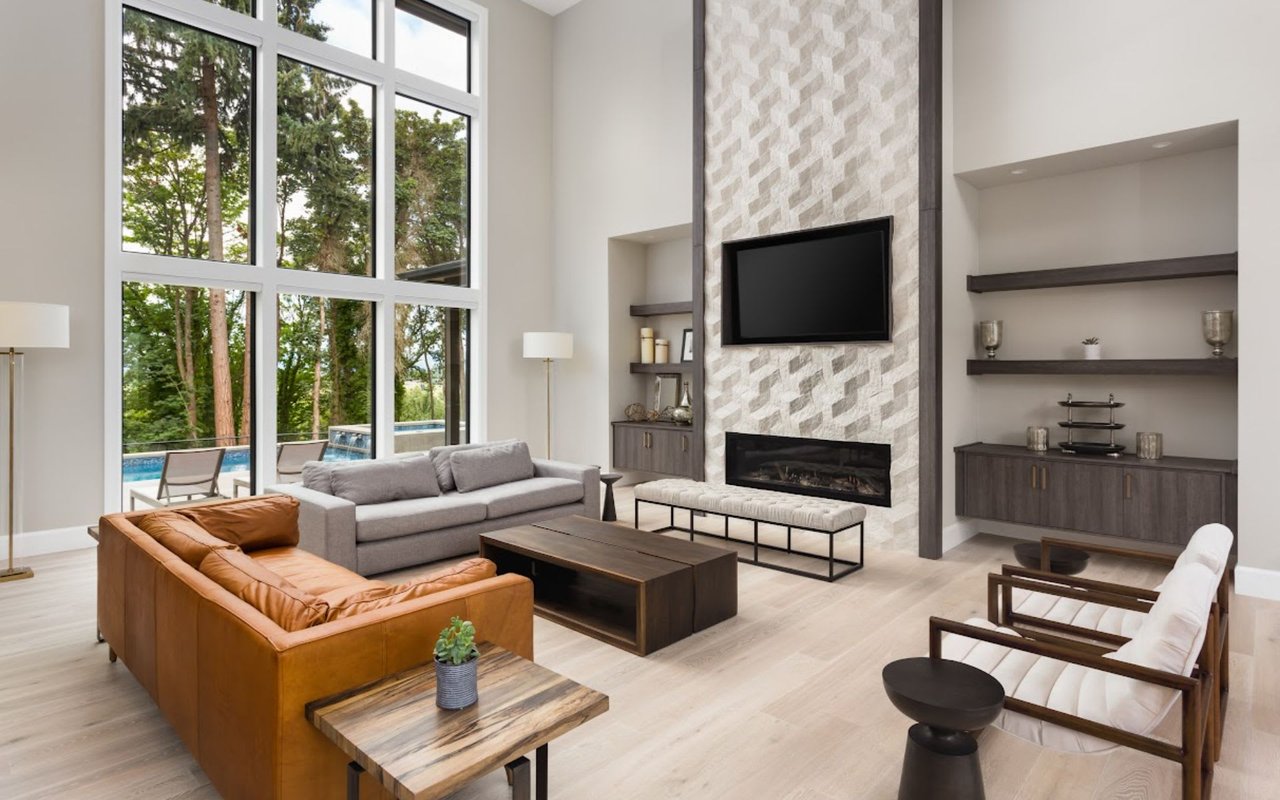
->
<box><xmin>199</xmin><ymin>548</ymin><xmax>329</xmax><ymax>632</ymax></box>
<box><xmin>180</xmin><ymin>494</ymin><xmax>300</xmax><ymax>551</ymax></box>
<box><xmin>138</xmin><ymin>511</ymin><xmax>240</xmax><ymax>569</ymax></box>
<box><xmin>322</xmin><ymin>557</ymin><xmax>498</xmax><ymax>621</ymax></box>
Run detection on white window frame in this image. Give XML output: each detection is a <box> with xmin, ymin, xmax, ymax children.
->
<box><xmin>103</xmin><ymin>0</ymin><xmax>488</xmax><ymax>510</ymax></box>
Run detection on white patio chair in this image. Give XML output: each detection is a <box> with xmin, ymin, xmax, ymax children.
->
<box><xmin>233</xmin><ymin>439</ymin><xmax>329</xmax><ymax>497</ymax></box>
<box><xmin>129</xmin><ymin>447</ymin><xmax>226</xmax><ymax>510</ymax></box>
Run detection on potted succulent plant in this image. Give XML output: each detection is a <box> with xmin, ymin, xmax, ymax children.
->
<box><xmin>1081</xmin><ymin>337</ymin><xmax>1102</xmax><ymax>360</ymax></box>
<box><xmin>434</xmin><ymin>616</ymin><xmax>479</xmax><ymax>710</ymax></box>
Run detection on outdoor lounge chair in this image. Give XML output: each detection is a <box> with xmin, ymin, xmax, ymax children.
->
<box><xmin>128</xmin><ymin>447</ymin><xmax>226</xmax><ymax>510</ymax></box>
<box><xmin>233</xmin><ymin>439</ymin><xmax>329</xmax><ymax>497</ymax></box>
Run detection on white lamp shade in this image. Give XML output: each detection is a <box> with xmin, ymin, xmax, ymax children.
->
<box><xmin>523</xmin><ymin>331</ymin><xmax>573</xmax><ymax>360</ymax></box>
<box><xmin>0</xmin><ymin>302</ymin><xmax>70</xmax><ymax>349</ymax></box>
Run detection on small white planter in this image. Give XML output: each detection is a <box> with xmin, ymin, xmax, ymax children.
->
<box><xmin>1082</xmin><ymin>344</ymin><xmax>1102</xmax><ymax>360</ymax></box>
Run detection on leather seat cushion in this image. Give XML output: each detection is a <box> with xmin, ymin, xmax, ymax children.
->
<box><xmin>323</xmin><ymin>558</ymin><xmax>498</xmax><ymax>621</ymax></box>
<box><xmin>249</xmin><ymin>546</ymin><xmax>378</xmax><ymax>597</ymax></box>
<box><xmin>199</xmin><ymin>548</ymin><xmax>328</xmax><ymax>632</ymax></box>
<box><xmin>458</xmin><ymin>477</ymin><xmax>584</xmax><ymax>518</ymax></box>
<box><xmin>180</xmin><ymin>495</ymin><xmax>300</xmax><ymax>551</ymax></box>
<box><xmin>138</xmin><ymin>511</ymin><xmax>240</xmax><ymax>569</ymax></box>
<box><xmin>354</xmin><ymin>495</ymin><xmax>488</xmax><ymax>543</ymax></box>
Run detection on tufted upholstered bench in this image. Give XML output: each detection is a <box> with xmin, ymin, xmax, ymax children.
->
<box><xmin>632</xmin><ymin>478</ymin><xmax>866</xmax><ymax>581</ymax></box>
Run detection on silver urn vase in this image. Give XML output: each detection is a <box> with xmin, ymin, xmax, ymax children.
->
<box><xmin>671</xmin><ymin>381</ymin><xmax>693</xmax><ymax>426</ymax></box>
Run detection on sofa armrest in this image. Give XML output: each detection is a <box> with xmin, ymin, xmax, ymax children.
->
<box><xmin>533</xmin><ymin>458</ymin><xmax>601</xmax><ymax>519</ymax></box>
<box><xmin>267</xmin><ymin>484</ymin><xmax>357</xmax><ymax>571</ymax></box>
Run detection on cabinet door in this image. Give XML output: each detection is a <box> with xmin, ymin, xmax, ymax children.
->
<box><xmin>1123</xmin><ymin>469</ymin><xmax>1224</xmax><ymax>545</ymax></box>
<box><xmin>1042</xmin><ymin>462</ymin><xmax>1124</xmax><ymax>536</ymax></box>
<box><xmin>612</xmin><ymin>426</ymin><xmax>652</xmax><ymax>472</ymax></box>
<box><xmin>960</xmin><ymin>454</ymin><xmax>1043</xmax><ymax>526</ymax></box>
<box><xmin>649</xmin><ymin>428</ymin><xmax>695</xmax><ymax>477</ymax></box>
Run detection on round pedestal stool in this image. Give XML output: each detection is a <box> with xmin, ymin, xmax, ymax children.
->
<box><xmin>1012</xmin><ymin>541</ymin><xmax>1090</xmax><ymax>575</ymax></box>
<box><xmin>600</xmin><ymin>472</ymin><xmax>623</xmax><ymax>522</ymax></box>
<box><xmin>882</xmin><ymin>657</ymin><xmax>1005</xmax><ymax>800</ymax></box>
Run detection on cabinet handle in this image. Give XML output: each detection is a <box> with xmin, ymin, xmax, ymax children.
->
<box><xmin>644</xmin><ymin>432</ymin><xmax>650</xmax><ymax>448</ymax></box>
<box><xmin>1124</xmin><ymin>473</ymin><xmax>1132</xmax><ymax>499</ymax></box>
<box><xmin>1040</xmin><ymin>466</ymin><xmax>1048</xmax><ymax>490</ymax></box>
<box><xmin>681</xmin><ymin>435</ymin><xmax>688</xmax><ymax>452</ymax></box>
<box><xmin>1030</xmin><ymin>465</ymin><xmax>1037</xmax><ymax>489</ymax></box>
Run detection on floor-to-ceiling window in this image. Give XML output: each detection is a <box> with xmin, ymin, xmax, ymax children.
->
<box><xmin>108</xmin><ymin>0</ymin><xmax>485</xmax><ymax>506</ymax></box>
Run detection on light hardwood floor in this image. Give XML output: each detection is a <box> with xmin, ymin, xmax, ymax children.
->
<box><xmin>2</xmin><ymin>488</ymin><xmax>1276</xmax><ymax>799</ymax></box>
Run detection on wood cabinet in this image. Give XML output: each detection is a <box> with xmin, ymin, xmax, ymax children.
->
<box><xmin>612</xmin><ymin>422</ymin><xmax>695</xmax><ymax>478</ymax></box>
<box><xmin>955</xmin><ymin>443</ymin><xmax>1236</xmax><ymax>546</ymax></box>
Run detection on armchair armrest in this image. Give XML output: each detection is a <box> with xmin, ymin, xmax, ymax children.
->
<box><xmin>1000</xmin><ymin>564</ymin><xmax>1162</xmax><ymax>602</ymax></box>
<box><xmin>267</xmin><ymin>484</ymin><xmax>357</xmax><ymax>571</ymax></box>
<box><xmin>533</xmin><ymin>458</ymin><xmax>601</xmax><ymax>519</ymax></box>
<box><xmin>1041</xmin><ymin>536</ymin><xmax>1178</xmax><ymax>567</ymax></box>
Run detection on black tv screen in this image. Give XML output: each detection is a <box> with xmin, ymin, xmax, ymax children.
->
<box><xmin>722</xmin><ymin>216</ymin><xmax>893</xmax><ymax>345</ymax></box>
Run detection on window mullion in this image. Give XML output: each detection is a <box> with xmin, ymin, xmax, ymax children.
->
<box><xmin>376</xmin><ymin>0</ymin><xmax>399</xmax><ymax>460</ymax></box>
<box><xmin>256</xmin><ymin>24</ymin><xmax>280</xmax><ymax>494</ymax></box>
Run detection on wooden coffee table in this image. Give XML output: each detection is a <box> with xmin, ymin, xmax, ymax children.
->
<box><xmin>480</xmin><ymin>516</ymin><xmax>737</xmax><ymax>656</ymax></box>
<box><xmin>306</xmin><ymin>645</ymin><xmax>607</xmax><ymax>800</ymax></box>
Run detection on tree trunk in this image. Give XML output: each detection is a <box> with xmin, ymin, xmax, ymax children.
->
<box><xmin>201</xmin><ymin>55</ymin><xmax>235</xmax><ymax>449</ymax></box>
<box><xmin>239</xmin><ymin>305</ymin><xmax>252</xmax><ymax>446</ymax></box>
<box><xmin>311</xmin><ymin>301</ymin><xmax>324</xmax><ymax>439</ymax></box>
<box><xmin>173</xmin><ymin>288</ymin><xmax>198</xmax><ymax>440</ymax></box>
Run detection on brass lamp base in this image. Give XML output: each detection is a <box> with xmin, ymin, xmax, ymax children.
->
<box><xmin>0</xmin><ymin>566</ymin><xmax>34</xmax><ymax>582</ymax></box>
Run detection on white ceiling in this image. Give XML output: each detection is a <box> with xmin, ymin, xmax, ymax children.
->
<box><xmin>520</xmin><ymin>0</ymin><xmax>584</xmax><ymax>15</ymax></box>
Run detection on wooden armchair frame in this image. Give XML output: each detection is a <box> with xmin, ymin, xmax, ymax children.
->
<box><xmin>929</xmin><ymin>611</ymin><xmax>1219</xmax><ymax>799</ymax></box>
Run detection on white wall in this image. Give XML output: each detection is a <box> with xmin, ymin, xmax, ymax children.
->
<box><xmin>950</xmin><ymin>0</ymin><xmax>1280</xmax><ymax>585</ymax></box>
<box><xmin>549</xmin><ymin>0</ymin><xmax>692</xmax><ymax>467</ymax></box>
<box><xmin>0</xmin><ymin>0</ymin><xmax>554</xmax><ymax>542</ymax></box>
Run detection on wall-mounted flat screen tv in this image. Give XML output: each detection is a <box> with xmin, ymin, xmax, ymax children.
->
<box><xmin>721</xmin><ymin>216</ymin><xmax>893</xmax><ymax>345</ymax></box>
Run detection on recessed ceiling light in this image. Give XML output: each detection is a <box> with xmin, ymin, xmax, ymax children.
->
<box><xmin>1010</xmin><ymin>168</ymin><xmax>1028</xmax><ymax>176</ymax></box>
<box><xmin>1152</xmin><ymin>141</ymin><xmax>1174</xmax><ymax>149</ymax></box>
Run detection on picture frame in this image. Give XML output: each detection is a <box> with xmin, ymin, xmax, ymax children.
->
<box><xmin>680</xmin><ymin>328</ymin><xmax>694</xmax><ymax>362</ymax></box>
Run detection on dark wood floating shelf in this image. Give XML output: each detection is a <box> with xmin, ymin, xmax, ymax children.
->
<box><xmin>967</xmin><ymin>252</ymin><xmax>1237</xmax><ymax>293</ymax></box>
<box><xmin>629</xmin><ymin>301</ymin><xmax>693</xmax><ymax>316</ymax></box>
<box><xmin>967</xmin><ymin>358</ymin><xmax>1237</xmax><ymax>376</ymax></box>
<box><xmin>629</xmin><ymin>362</ymin><xmax>692</xmax><ymax>375</ymax></box>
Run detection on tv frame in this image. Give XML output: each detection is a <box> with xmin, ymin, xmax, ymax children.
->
<box><xmin>720</xmin><ymin>216</ymin><xmax>894</xmax><ymax>346</ymax></box>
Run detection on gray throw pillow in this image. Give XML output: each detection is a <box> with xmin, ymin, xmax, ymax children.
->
<box><xmin>300</xmin><ymin>461</ymin><xmax>334</xmax><ymax>495</ymax></box>
<box><xmin>451</xmin><ymin>441</ymin><xmax>536</xmax><ymax>493</ymax></box>
<box><xmin>327</xmin><ymin>455</ymin><xmax>441</xmax><ymax>505</ymax></box>
<box><xmin>429</xmin><ymin>439</ymin><xmax>520</xmax><ymax>492</ymax></box>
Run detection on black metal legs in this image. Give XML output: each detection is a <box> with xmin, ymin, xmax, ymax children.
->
<box><xmin>504</xmin><ymin>745</ymin><xmax>548</xmax><ymax>800</ymax></box>
<box><xmin>346</xmin><ymin>761</ymin><xmax>365</xmax><ymax>800</ymax></box>
<box><xmin>536</xmin><ymin>743</ymin><xmax>548</xmax><ymax>799</ymax></box>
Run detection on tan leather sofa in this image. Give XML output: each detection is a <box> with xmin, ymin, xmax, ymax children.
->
<box><xmin>97</xmin><ymin>495</ymin><xmax>534</xmax><ymax>800</ymax></box>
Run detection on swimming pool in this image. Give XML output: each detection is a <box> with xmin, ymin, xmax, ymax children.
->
<box><xmin>122</xmin><ymin>446</ymin><xmax>367</xmax><ymax>483</ymax></box>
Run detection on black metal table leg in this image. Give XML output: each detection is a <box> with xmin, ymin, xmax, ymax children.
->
<box><xmin>346</xmin><ymin>761</ymin><xmax>364</xmax><ymax>800</ymax></box>
<box><xmin>536</xmin><ymin>744</ymin><xmax>548</xmax><ymax>800</ymax></box>
<box><xmin>506</xmin><ymin>755</ymin><xmax>531</xmax><ymax>800</ymax></box>
<box><xmin>689</xmin><ymin>508</ymin><xmax>695</xmax><ymax>541</ymax></box>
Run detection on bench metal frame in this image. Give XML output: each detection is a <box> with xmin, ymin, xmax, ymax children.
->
<box><xmin>634</xmin><ymin>497</ymin><xmax>864</xmax><ymax>582</ymax></box>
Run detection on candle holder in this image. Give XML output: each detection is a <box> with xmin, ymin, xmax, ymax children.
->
<box><xmin>978</xmin><ymin>321</ymin><xmax>1003</xmax><ymax>359</ymax></box>
<box><xmin>1202</xmin><ymin>310</ymin><xmax>1233</xmax><ymax>358</ymax></box>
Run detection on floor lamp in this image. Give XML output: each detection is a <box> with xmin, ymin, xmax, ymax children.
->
<box><xmin>522</xmin><ymin>332</ymin><xmax>573</xmax><ymax>459</ymax></box>
<box><xmin>0</xmin><ymin>302</ymin><xmax>70</xmax><ymax>583</ymax></box>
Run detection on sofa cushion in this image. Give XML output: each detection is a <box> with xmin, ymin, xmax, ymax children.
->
<box><xmin>458</xmin><ymin>477</ymin><xmax>584</xmax><ymax>519</ymax></box>
<box><xmin>327</xmin><ymin>456</ymin><xmax>440</xmax><ymax>506</ymax></box>
<box><xmin>354</xmin><ymin>494</ymin><xmax>489</xmax><ymax>543</ymax></box>
<box><xmin>138</xmin><ymin>511</ymin><xmax>240</xmax><ymax>569</ymax></box>
<box><xmin>198</xmin><ymin>548</ymin><xmax>328</xmax><ymax>632</ymax></box>
<box><xmin>249</xmin><ymin>546</ymin><xmax>377</xmax><ymax>596</ymax></box>
<box><xmin>301</xmin><ymin>461</ymin><xmax>334</xmax><ymax>495</ymax></box>
<box><xmin>451</xmin><ymin>441</ymin><xmax>536</xmax><ymax>493</ymax></box>
<box><xmin>323</xmin><ymin>558</ymin><xmax>498</xmax><ymax>621</ymax></box>
<box><xmin>429</xmin><ymin>439</ymin><xmax>520</xmax><ymax>492</ymax></box>
<box><xmin>179</xmin><ymin>495</ymin><xmax>300</xmax><ymax>551</ymax></box>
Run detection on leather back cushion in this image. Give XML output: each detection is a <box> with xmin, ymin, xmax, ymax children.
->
<box><xmin>138</xmin><ymin>511</ymin><xmax>240</xmax><ymax>569</ymax></box>
<box><xmin>199</xmin><ymin>548</ymin><xmax>329</xmax><ymax>632</ymax></box>
<box><xmin>323</xmin><ymin>558</ymin><xmax>497</xmax><ymax>621</ymax></box>
<box><xmin>179</xmin><ymin>495</ymin><xmax>300</xmax><ymax>551</ymax></box>
<box><xmin>327</xmin><ymin>455</ymin><xmax>441</xmax><ymax>505</ymax></box>
<box><xmin>451</xmin><ymin>441</ymin><xmax>535</xmax><ymax>493</ymax></box>
<box><xmin>429</xmin><ymin>439</ymin><xmax>520</xmax><ymax>492</ymax></box>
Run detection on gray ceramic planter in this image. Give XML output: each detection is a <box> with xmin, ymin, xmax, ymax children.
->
<box><xmin>435</xmin><ymin>656</ymin><xmax>479</xmax><ymax>710</ymax></box>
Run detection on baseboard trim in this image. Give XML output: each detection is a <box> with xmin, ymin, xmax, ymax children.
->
<box><xmin>13</xmin><ymin>526</ymin><xmax>95</xmax><ymax>558</ymax></box>
<box><xmin>1234</xmin><ymin>566</ymin><xmax>1280</xmax><ymax>602</ymax></box>
<box><xmin>941</xmin><ymin>521</ymin><xmax>978</xmax><ymax>554</ymax></box>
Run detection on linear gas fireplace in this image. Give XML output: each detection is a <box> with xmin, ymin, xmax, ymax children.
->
<box><xmin>725</xmin><ymin>432</ymin><xmax>891</xmax><ymax>507</ymax></box>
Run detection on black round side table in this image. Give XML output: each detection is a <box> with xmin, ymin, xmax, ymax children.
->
<box><xmin>600</xmin><ymin>472</ymin><xmax>623</xmax><ymax>522</ymax></box>
<box><xmin>1012</xmin><ymin>541</ymin><xmax>1090</xmax><ymax>575</ymax></box>
<box><xmin>882</xmin><ymin>657</ymin><xmax>1005</xmax><ymax>800</ymax></box>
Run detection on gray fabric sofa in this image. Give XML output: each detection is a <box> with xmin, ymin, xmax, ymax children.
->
<box><xmin>269</xmin><ymin>440</ymin><xmax>600</xmax><ymax>575</ymax></box>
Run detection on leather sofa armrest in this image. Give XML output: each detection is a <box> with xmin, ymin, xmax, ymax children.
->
<box><xmin>533</xmin><ymin>458</ymin><xmax>601</xmax><ymax>519</ymax></box>
<box><xmin>267</xmin><ymin>484</ymin><xmax>357</xmax><ymax>571</ymax></box>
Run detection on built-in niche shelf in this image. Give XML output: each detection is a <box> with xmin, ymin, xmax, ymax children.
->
<box><xmin>967</xmin><ymin>252</ymin><xmax>1237</xmax><ymax>294</ymax></box>
<box><xmin>630</xmin><ymin>301</ymin><xmax>693</xmax><ymax>316</ymax></box>
<box><xmin>967</xmin><ymin>358</ymin><xmax>1237</xmax><ymax>377</ymax></box>
<box><xmin>630</xmin><ymin>362</ymin><xmax>692</xmax><ymax>375</ymax></box>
